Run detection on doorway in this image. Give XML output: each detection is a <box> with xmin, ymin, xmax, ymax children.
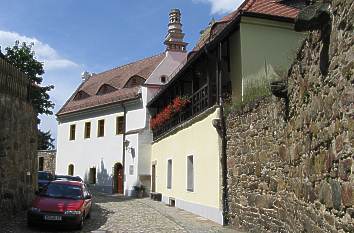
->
<box><xmin>151</xmin><ymin>164</ymin><xmax>156</xmax><ymax>192</ymax></box>
<box><xmin>113</xmin><ymin>163</ymin><xmax>124</xmax><ymax>194</ymax></box>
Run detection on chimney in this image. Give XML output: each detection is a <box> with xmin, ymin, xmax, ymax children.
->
<box><xmin>164</xmin><ymin>9</ymin><xmax>188</xmax><ymax>52</ymax></box>
<box><xmin>81</xmin><ymin>71</ymin><xmax>94</xmax><ymax>82</ymax></box>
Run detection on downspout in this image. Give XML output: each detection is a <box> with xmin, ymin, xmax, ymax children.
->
<box><xmin>218</xmin><ymin>42</ymin><xmax>229</xmax><ymax>225</ymax></box>
<box><xmin>122</xmin><ymin>103</ymin><xmax>127</xmax><ymax>195</ymax></box>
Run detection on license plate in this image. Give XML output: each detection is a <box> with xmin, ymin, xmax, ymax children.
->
<box><xmin>44</xmin><ymin>215</ymin><xmax>62</xmax><ymax>221</ymax></box>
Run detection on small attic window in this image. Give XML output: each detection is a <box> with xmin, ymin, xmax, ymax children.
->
<box><xmin>73</xmin><ymin>90</ymin><xmax>90</xmax><ymax>101</ymax></box>
<box><xmin>160</xmin><ymin>76</ymin><xmax>167</xmax><ymax>84</ymax></box>
<box><xmin>96</xmin><ymin>84</ymin><xmax>117</xmax><ymax>95</ymax></box>
<box><xmin>124</xmin><ymin>75</ymin><xmax>145</xmax><ymax>88</ymax></box>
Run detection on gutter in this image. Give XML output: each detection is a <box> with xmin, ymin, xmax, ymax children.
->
<box><xmin>56</xmin><ymin>97</ymin><xmax>141</xmax><ymax>122</ymax></box>
<box><xmin>216</xmin><ymin>42</ymin><xmax>229</xmax><ymax>225</ymax></box>
<box><xmin>122</xmin><ymin>103</ymin><xmax>127</xmax><ymax>194</ymax></box>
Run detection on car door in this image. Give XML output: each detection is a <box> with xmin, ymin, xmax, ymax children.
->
<box><xmin>83</xmin><ymin>185</ymin><xmax>92</xmax><ymax>214</ymax></box>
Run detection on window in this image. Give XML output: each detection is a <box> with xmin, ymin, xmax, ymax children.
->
<box><xmin>129</xmin><ymin>165</ymin><xmax>134</xmax><ymax>175</ymax></box>
<box><xmin>97</xmin><ymin>119</ymin><xmax>105</xmax><ymax>137</ymax></box>
<box><xmin>89</xmin><ymin>167</ymin><xmax>96</xmax><ymax>184</ymax></box>
<box><xmin>84</xmin><ymin>122</ymin><xmax>91</xmax><ymax>139</ymax></box>
<box><xmin>69</xmin><ymin>124</ymin><xmax>76</xmax><ymax>140</ymax></box>
<box><xmin>187</xmin><ymin>155</ymin><xmax>194</xmax><ymax>192</ymax></box>
<box><xmin>167</xmin><ymin>159</ymin><xmax>172</xmax><ymax>189</ymax></box>
<box><xmin>38</xmin><ymin>157</ymin><xmax>44</xmax><ymax>171</ymax></box>
<box><xmin>116</xmin><ymin>116</ymin><xmax>125</xmax><ymax>135</ymax></box>
<box><xmin>124</xmin><ymin>76</ymin><xmax>145</xmax><ymax>88</ymax></box>
<box><xmin>160</xmin><ymin>76</ymin><xmax>167</xmax><ymax>84</ymax></box>
<box><xmin>68</xmin><ymin>164</ymin><xmax>74</xmax><ymax>176</ymax></box>
<box><xmin>96</xmin><ymin>84</ymin><xmax>117</xmax><ymax>95</ymax></box>
<box><xmin>73</xmin><ymin>90</ymin><xmax>90</xmax><ymax>101</ymax></box>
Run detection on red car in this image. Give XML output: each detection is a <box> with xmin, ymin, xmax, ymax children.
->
<box><xmin>27</xmin><ymin>180</ymin><xmax>92</xmax><ymax>230</ymax></box>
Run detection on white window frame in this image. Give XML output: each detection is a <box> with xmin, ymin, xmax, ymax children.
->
<box><xmin>167</xmin><ymin>159</ymin><xmax>172</xmax><ymax>189</ymax></box>
<box><xmin>186</xmin><ymin>155</ymin><xmax>194</xmax><ymax>192</ymax></box>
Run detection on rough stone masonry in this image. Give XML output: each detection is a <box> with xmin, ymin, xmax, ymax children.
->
<box><xmin>0</xmin><ymin>57</ymin><xmax>37</xmax><ymax>213</ymax></box>
<box><xmin>226</xmin><ymin>0</ymin><xmax>353</xmax><ymax>232</ymax></box>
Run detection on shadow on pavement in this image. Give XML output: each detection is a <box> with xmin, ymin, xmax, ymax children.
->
<box><xmin>26</xmin><ymin>202</ymin><xmax>112</xmax><ymax>232</ymax></box>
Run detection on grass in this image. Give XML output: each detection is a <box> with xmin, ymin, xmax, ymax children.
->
<box><xmin>224</xmin><ymin>69</ymin><xmax>284</xmax><ymax>116</ymax></box>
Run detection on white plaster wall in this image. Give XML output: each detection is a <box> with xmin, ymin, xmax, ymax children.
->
<box><xmin>124</xmin><ymin>133</ymin><xmax>139</xmax><ymax>195</ymax></box>
<box><xmin>145</xmin><ymin>51</ymin><xmax>187</xmax><ymax>86</ymax></box>
<box><xmin>138</xmin><ymin>129</ymin><xmax>152</xmax><ymax>176</ymax></box>
<box><xmin>56</xmin><ymin>101</ymin><xmax>144</xmax><ymax>195</ymax></box>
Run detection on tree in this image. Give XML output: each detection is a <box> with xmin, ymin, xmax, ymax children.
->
<box><xmin>38</xmin><ymin>130</ymin><xmax>55</xmax><ymax>150</ymax></box>
<box><xmin>3</xmin><ymin>41</ymin><xmax>55</xmax><ymax>149</ymax></box>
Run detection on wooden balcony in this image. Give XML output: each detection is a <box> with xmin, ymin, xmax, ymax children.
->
<box><xmin>152</xmin><ymin>84</ymin><xmax>211</xmax><ymax>140</ymax></box>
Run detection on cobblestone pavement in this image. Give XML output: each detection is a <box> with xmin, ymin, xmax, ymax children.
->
<box><xmin>0</xmin><ymin>192</ymin><xmax>245</xmax><ymax>233</ymax></box>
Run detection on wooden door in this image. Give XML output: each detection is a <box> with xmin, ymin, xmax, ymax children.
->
<box><xmin>151</xmin><ymin>165</ymin><xmax>156</xmax><ymax>192</ymax></box>
<box><xmin>117</xmin><ymin>164</ymin><xmax>124</xmax><ymax>194</ymax></box>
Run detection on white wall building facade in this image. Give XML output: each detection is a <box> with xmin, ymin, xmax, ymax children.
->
<box><xmin>56</xmin><ymin>9</ymin><xmax>188</xmax><ymax>196</ymax></box>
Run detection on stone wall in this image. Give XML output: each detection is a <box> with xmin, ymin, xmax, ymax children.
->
<box><xmin>226</xmin><ymin>1</ymin><xmax>353</xmax><ymax>232</ymax></box>
<box><xmin>0</xmin><ymin>58</ymin><xmax>37</xmax><ymax>213</ymax></box>
<box><xmin>37</xmin><ymin>150</ymin><xmax>56</xmax><ymax>174</ymax></box>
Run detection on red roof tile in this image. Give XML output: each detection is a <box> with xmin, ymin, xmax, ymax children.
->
<box><xmin>57</xmin><ymin>53</ymin><xmax>165</xmax><ymax>116</ymax></box>
<box><xmin>193</xmin><ymin>0</ymin><xmax>300</xmax><ymax>52</ymax></box>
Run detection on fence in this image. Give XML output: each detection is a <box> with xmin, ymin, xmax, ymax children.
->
<box><xmin>0</xmin><ymin>58</ymin><xmax>30</xmax><ymax>100</ymax></box>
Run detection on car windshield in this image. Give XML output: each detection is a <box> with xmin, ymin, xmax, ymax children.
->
<box><xmin>40</xmin><ymin>183</ymin><xmax>82</xmax><ymax>200</ymax></box>
<box><xmin>38</xmin><ymin>172</ymin><xmax>52</xmax><ymax>181</ymax></box>
<box><xmin>56</xmin><ymin>176</ymin><xmax>82</xmax><ymax>182</ymax></box>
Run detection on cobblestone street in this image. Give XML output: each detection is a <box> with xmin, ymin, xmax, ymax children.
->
<box><xmin>0</xmin><ymin>192</ymin><xmax>243</xmax><ymax>233</ymax></box>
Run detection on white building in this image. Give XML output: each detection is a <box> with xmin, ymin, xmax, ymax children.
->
<box><xmin>56</xmin><ymin>9</ymin><xmax>187</xmax><ymax>196</ymax></box>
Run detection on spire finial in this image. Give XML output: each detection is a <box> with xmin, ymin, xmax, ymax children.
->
<box><xmin>164</xmin><ymin>9</ymin><xmax>188</xmax><ymax>52</ymax></box>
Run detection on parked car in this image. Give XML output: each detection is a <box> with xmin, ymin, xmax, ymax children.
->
<box><xmin>37</xmin><ymin>171</ymin><xmax>54</xmax><ymax>191</ymax></box>
<box><xmin>27</xmin><ymin>180</ymin><xmax>92</xmax><ymax>230</ymax></box>
<box><xmin>55</xmin><ymin>175</ymin><xmax>84</xmax><ymax>183</ymax></box>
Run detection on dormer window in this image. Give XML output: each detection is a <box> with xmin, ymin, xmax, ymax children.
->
<box><xmin>124</xmin><ymin>75</ymin><xmax>145</xmax><ymax>88</ymax></box>
<box><xmin>160</xmin><ymin>76</ymin><xmax>167</xmax><ymax>84</ymax></box>
<box><xmin>96</xmin><ymin>84</ymin><xmax>117</xmax><ymax>95</ymax></box>
<box><xmin>73</xmin><ymin>90</ymin><xmax>90</xmax><ymax>101</ymax></box>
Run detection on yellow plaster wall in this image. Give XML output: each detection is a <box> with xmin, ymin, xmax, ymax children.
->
<box><xmin>229</xmin><ymin>16</ymin><xmax>305</xmax><ymax>101</ymax></box>
<box><xmin>151</xmin><ymin>108</ymin><xmax>221</xmax><ymax>209</ymax></box>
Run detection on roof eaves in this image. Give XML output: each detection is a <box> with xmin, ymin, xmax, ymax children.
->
<box><xmin>56</xmin><ymin>80</ymin><xmax>87</xmax><ymax>116</ymax></box>
<box><xmin>57</xmin><ymin>96</ymin><xmax>141</xmax><ymax>118</ymax></box>
<box><xmin>241</xmin><ymin>11</ymin><xmax>296</xmax><ymax>23</ymax></box>
<box><xmin>147</xmin><ymin>14</ymin><xmax>243</xmax><ymax>108</ymax></box>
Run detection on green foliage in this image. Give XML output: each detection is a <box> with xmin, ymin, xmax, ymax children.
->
<box><xmin>303</xmin><ymin>90</ymin><xmax>310</xmax><ymax>104</ymax></box>
<box><xmin>38</xmin><ymin>129</ymin><xmax>55</xmax><ymax>150</ymax></box>
<box><xmin>4</xmin><ymin>41</ymin><xmax>55</xmax><ymax>118</ymax></box>
<box><xmin>224</xmin><ymin>69</ymin><xmax>282</xmax><ymax>116</ymax></box>
<box><xmin>3</xmin><ymin>41</ymin><xmax>55</xmax><ymax>149</ymax></box>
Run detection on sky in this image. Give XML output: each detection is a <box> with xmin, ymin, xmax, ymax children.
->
<box><xmin>0</xmin><ymin>0</ymin><xmax>243</xmax><ymax>146</ymax></box>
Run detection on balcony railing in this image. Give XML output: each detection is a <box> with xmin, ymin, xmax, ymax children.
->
<box><xmin>152</xmin><ymin>84</ymin><xmax>210</xmax><ymax>140</ymax></box>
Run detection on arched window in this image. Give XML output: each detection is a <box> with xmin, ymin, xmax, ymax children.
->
<box><xmin>96</xmin><ymin>84</ymin><xmax>117</xmax><ymax>95</ymax></box>
<box><xmin>68</xmin><ymin>164</ymin><xmax>74</xmax><ymax>176</ymax></box>
<box><xmin>124</xmin><ymin>75</ymin><xmax>145</xmax><ymax>88</ymax></box>
<box><xmin>73</xmin><ymin>90</ymin><xmax>90</xmax><ymax>101</ymax></box>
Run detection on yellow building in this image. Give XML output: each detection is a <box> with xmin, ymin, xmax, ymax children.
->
<box><xmin>148</xmin><ymin>0</ymin><xmax>306</xmax><ymax>224</ymax></box>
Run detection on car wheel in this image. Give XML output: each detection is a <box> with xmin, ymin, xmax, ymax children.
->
<box><xmin>76</xmin><ymin>214</ymin><xmax>84</xmax><ymax>230</ymax></box>
<box><xmin>27</xmin><ymin>220</ymin><xmax>34</xmax><ymax>228</ymax></box>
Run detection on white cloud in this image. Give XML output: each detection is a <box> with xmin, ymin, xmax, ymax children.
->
<box><xmin>193</xmin><ymin>0</ymin><xmax>243</xmax><ymax>14</ymax></box>
<box><xmin>0</xmin><ymin>30</ymin><xmax>79</xmax><ymax>71</ymax></box>
<box><xmin>0</xmin><ymin>30</ymin><xmax>83</xmax><ymax>145</ymax></box>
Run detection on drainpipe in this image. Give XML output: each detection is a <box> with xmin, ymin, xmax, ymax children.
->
<box><xmin>218</xmin><ymin>42</ymin><xmax>229</xmax><ymax>225</ymax></box>
<box><xmin>122</xmin><ymin>104</ymin><xmax>127</xmax><ymax>195</ymax></box>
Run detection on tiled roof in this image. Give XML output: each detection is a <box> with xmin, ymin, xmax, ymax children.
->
<box><xmin>57</xmin><ymin>53</ymin><xmax>165</xmax><ymax>116</ymax></box>
<box><xmin>193</xmin><ymin>0</ymin><xmax>300</xmax><ymax>52</ymax></box>
<box><xmin>148</xmin><ymin>0</ymin><xmax>302</xmax><ymax>107</ymax></box>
